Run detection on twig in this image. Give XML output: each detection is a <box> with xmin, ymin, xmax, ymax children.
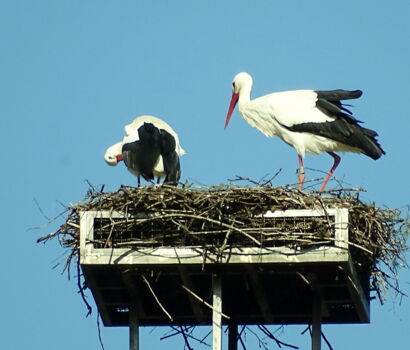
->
<box><xmin>238</xmin><ymin>326</ymin><xmax>247</xmax><ymax>350</ymax></box>
<box><xmin>260</xmin><ymin>168</ymin><xmax>282</xmax><ymax>186</ymax></box>
<box><xmin>321</xmin><ymin>330</ymin><xmax>334</xmax><ymax>350</ymax></box>
<box><xmin>97</xmin><ymin>312</ymin><xmax>105</xmax><ymax>350</ymax></box>
<box><xmin>257</xmin><ymin>325</ymin><xmax>299</xmax><ymax>349</ymax></box>
<box><xmin>141</xmin><ymin>275</ymin><xmax>173</xmax><ymax>322</ymax></box>
<box><xmin>228</xmin><ymin>175</ymin><xmax>260</xmax><ymax>185</ymax></box>
<box><xmin>76</xmin><ymin>258</ymin><xmax>92</xmax><ymax>317</ymax></box>
<box><xmin>181</xmin><ymin>284</ymin><xmax>231</xmax><ymax>320</ymax></box>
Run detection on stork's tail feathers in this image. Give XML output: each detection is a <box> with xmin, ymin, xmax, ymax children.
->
<box><xmin>315</xmin><ymin>89</ymin><xmax>363</xmax><ymax>101</ymax></box>
<box><xmin>360</xmin><ymin>127</ymin><xmax>385</xmax><ymax>160</ymax></box>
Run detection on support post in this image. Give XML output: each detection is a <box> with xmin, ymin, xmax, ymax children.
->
<box><xmin>129</xmin><ymin>302</ymin><xmax>139</xmax><ymax>350</ymax></box>
<box><xmin>212</xmin><ymin>274</ymin><xmax>222</xmax><ymax>350</ymax></box>
<box><xmin>228</xmin><ymin>322</ymin><xmax>238</xmax><ymax>350</ymax></box>
<box><xmin>311</xmin><ymin>292</ymin><xmax>321</xmax><ymax>350</ymax></box>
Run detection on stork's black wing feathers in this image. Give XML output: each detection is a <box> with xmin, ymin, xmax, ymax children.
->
<box><xmin>163</xmin><ymin>151</ymin><xmax>181</xmax><ymax>184</ymax></box>
<box><xmin>122</xmin><ymin>141</ymin><xmax>144</xmax><ymax>174</ymax></box>
<box><xmin>315</xmin><ymin>89</ymin><xmax>363</xmax><ymax>101</ymax></box>
<box><xmin>159</xmin><ymin>129</ymin><xmax>181</xmax><ymax>185</ymax></box>
<box><xmin>285</xmin><ymin>89</ymin><xmax>385</xmax><ymax>160</ymax></box>
<box><xmin>315</xmin><ymin>89</ymin><xmax>363</xmax><ymax>123</ymax></box>
<box><xmin>136</xmin><ymin>123</ymin><xmax>162</xmax><ymax>181</ymax></box>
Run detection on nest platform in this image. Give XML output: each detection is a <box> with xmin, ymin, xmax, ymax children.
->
<box><xmin>40</xmin><ymin>185</ymin><xmax>407</xmax><ymax>334</ymax></box>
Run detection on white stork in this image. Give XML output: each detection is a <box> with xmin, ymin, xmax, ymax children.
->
<box><xmin>104</xmin><ymin>115</ymin><xmax>185</xmax><ymax>186</ymax></box>
<box><xmin>224</xmin><ymin>72</ymin><xmax>385</xmax><ymax>191</ymax></box>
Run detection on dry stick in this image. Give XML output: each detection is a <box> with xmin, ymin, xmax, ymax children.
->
<box><xmin>177</xmin><ymin>326</ymin><xmax>194</xmax><ymax>350</ymax></box>
<box><xmin>219</xmin><ymin>229</ymin><xmax>232</xmax><ymax>258</ymax></box>
<box><xmin>76</xmin><ymin>258</ymin><xmax>92</xmax><ymax>317</ymax></box>
<box><xmin>244</xmin><ymin>326</ymin><xmax>268</xmax><ymax>350</ymax></box>
<box><xmin>301</xmin><ymin>325</ymin><xmax>334</xmax><ymax>350</ymax></box>
<box><xmin>161</xmin><ymin>326</ymin><xmax>211</xmax><ymax>345</ymax></box>
<box><xmin>97</xmin><ymin>312</ymin><xmax>106</xmax><ymax>350</ymax></box>
<box><xmin>180</xmin><ymin>284</ymin><xmax>231</xmax><ymax>320</ymax></box>
<box><xmin>321</xmin><ymin>330</ymin><xmax>334</xmax><ymax>350</ymax></box>
<box><xmin>198</xmin><ymin>329</ymin><xmax>212</xmax><ymax>346</ymax></box>
<box><xmin>315</xmin><ymin>195</ymin><xmax>333</xmax><ymax>229</ymax></box>
<box><xmin>141</xmin><ymin>275</ymin><xmax>173</xmax><ymax>322</ymax></box>
<box><xmin>104</xmin><ymin>207</ymin><xmax>118</xmax><ymax>248</ymax></box>
<box><xmin>261</xmin><ymin>168</ymin><xmax>282</xmax><ymax>186</ymax></box>
<box><xmin>238</xmin><ymin>326</ymin><xmax>247</xmax><ymax>350</ymax></box>
<box><xmin>169</xmin><ymin>326</ymin><xmax>210</xmax><ymax>346</ymax></box>
<box><xmin>257</xmin><ymin>325</ymin><xmax>299</xmax><ymax>349</ymax></box>
<box><xmin>67</xmin><ymin>221</ymin><xmax>80</xmax><ymax>228</ymax></box>
<box><xmin>36</xmin><ymin>230</ymin><xmax>60</xmax><ymax>243</ymax></box>
<box><xmin>160</xmin><ymin>329</ymin><xmax>181</xmax><ymax>341</ymax></box>
<box><xmin>61</xmin><ymin>249</ymin><xmax>75</xmax><ymax>277</ymax></box>
<box><xmin>228</xmin><ymin>175</ymin><xmax>260</xmax><ymax>185</ymax></box>
<box><xmin>296</xmin><ymin>271</ymin><xmax>311</xmax><ymax>286</ymax></box>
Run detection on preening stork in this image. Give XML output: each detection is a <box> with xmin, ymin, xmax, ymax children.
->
<box><xmin>104</xmin><ymin>115</ymin><xmax>185</xmax><ymax>186</ymax></box>
<box><xmin>224</xmin><ymin>72</ymin><xmax>385</xmax><ymax>191</ymax></box>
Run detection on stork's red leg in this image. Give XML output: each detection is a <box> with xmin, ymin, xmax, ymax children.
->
<box><xmin>297</xmin><ymin>155</ymin><xmax>305</xmax><ymax>191</ymax></box>
<box><xmin>320</xmin><ymin>152</ymin><xmax>341</xmax><ymax>192</ymax></box>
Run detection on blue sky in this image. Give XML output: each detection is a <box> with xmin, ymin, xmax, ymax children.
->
<box><xmin>1</xmin><ymin>1</ymin><xmax>409</xmax><ymax>349</ymax></box>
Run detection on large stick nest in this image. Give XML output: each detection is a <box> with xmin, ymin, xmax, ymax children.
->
<box><xmin>39</xmin><ymin>183</ymin><xmax>408</xmax><ymax>303</ymax></box>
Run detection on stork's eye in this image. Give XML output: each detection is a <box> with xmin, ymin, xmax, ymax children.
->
<box><xmin>232</xmin><ymin>82</ymin><xmax>235</xmax><ymax>88</ymax></box>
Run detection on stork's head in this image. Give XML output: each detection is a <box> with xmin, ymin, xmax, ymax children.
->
<box><xmin>225</xmin><ymin>72</ymin><xmax>253</xmax><ymax>129</ymax></box>
<box><xmin>104</xmin><ymin>142</ymin><xmax>124</xmax><ymax>166</ymax></box>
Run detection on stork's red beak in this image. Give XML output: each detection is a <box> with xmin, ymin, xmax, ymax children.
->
<box><xmin>224</xmin><ymin>92</ymin><xmax>239</xmax><ymax>129</ymax></box>
<box><xmin>116</xmin><ymin>154</ymin><xmax>124</xmax><ymax>162</ymax></box>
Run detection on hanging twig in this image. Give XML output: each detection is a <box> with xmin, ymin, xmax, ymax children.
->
<box><xmin>181</xmin><ymin>285</ymin><xmax>231</xmax><ymax>320</ymax></box>
<box><xmin>97</xmin><ymin>312</ymin><xmax>105</xmax><ymax>350</ymax></box>
<box><xmin>257</xmin><ymin>325</ymin><xmax>299</xmax><ymax>349</ymax></box>
<box><xmin>76</xmin><ymin>258</ymin><xmax>92</xmax><ymax>317</ymax></box>
<box><xmin>321</xmin><ymin>330</ymin><xmax>334</xmax><ymax>350</ymax></box>
<box><xmin>142</xmin><ymin>275</ymin><xmax>173</xmax><ymax>322</ymax></box>
<box><xmin>238</xmin><ymin>325</ymin><xmax>247</xmax><ymax>350</ymax></box>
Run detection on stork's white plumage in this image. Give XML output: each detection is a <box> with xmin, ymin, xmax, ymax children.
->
<box><xmin>225</xmin><ymin>72</ymin><xmax>385</xmax><ymax>191</ymax></box>
<box><xmin>104</xmin><ymin>115</ymin><xmax>185</xmax><ymax>186</ymax></box>
<box><xmin>123</xmin><ymin>115</ymin><xmax>185</xmax><ymax>157</ymax></box>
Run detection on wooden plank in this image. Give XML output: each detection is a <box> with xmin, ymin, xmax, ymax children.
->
<box><xmin>212</xmin><ymin>274</ymin><xmax>222</xmax><ymax>350</ymax></box>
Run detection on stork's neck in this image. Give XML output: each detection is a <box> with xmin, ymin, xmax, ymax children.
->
<box><xmin>238</xmin><ymin>85</ymin><xmax>252</xmax><ymax>104</ymax></box>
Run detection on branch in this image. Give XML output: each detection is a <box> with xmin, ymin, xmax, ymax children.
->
<box><xmin>181</xmin><ymin>284</ymin><xmax>231</xmax><ymax>320</ymax></box>
<box><xmin>142</xmin><ymin>275</ymin><xmax>173</xmax><ymax>322</ymax></box>
<box><xmin>76</xmin><ymin>258</ymin><xmax>92</xmax><ymax>317</ymax></box>
<box><xmin>257</xmin><ymin>325</ymin><xmax>299</xmax><ymax>349</ymax></box>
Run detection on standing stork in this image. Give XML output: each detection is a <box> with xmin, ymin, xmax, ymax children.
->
<box><xmin>224</xmin><ymin>72</ymin><xmax>385</xmax><ymax>191</ymax></box>
<box><xmin>104</xmin><ymin>115</ymin><xmax>185</xmax><ymax>186</ymax></box>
